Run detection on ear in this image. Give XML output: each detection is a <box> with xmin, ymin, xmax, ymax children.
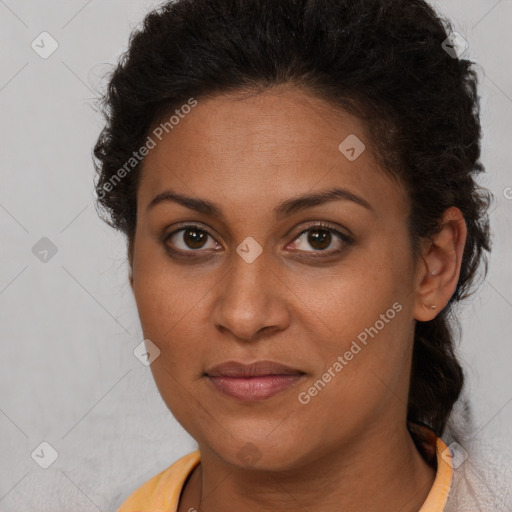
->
<box><xmin>413</xmin><ymin>206</ymin><xmax>467</xmax><ymax>321</ymax></box>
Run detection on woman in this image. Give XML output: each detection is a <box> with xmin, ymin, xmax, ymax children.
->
<box><xmin>93</xmin><ymin>0</ymin><xmax>508</xmax><ymax>510</ymax></box>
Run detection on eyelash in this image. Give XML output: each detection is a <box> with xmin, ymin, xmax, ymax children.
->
<box><xmin>163</xmin><ymin>222</ymin><xmax>353</xmax><ymax>260</ymax></box>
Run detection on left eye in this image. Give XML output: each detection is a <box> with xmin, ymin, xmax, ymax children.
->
<box><xmin>289</xmin><ymin>225</ymin><xmax>351</xmax><ymax>253</ymax></box>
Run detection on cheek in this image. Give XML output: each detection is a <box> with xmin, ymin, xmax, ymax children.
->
<box><xmin>293</xmin><ymin>257</ymin><xmax>401</xmax><ymax>352</ymax></box>
<box><xmin>133</xmin><ymin>279</ymin><xmax>198</xmax><ymax>369</ymax></box>
<box><xmin>293</xmin><ymin>245</ymin><xmax>412</xmax><ymax>398</ymax></box>
<box><xmin>295</xmin><ymin>305</ymin><xmax>411</xmax><ymax>441</ymax></box>
<box><xmin>131</xmin><ymin>241</ymin><xmax>197</xmax><ymax>339</ymax></box>
<box><xmin>131</xmin><ymin>243</ymin><xmax>220</xmax><ymax>392</ymax></box>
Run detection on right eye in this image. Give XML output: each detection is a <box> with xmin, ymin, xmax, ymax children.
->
<box><xmin>164</xmin><ymin>224</ymin><xmax>221</xmax><ymax>256</ymax></box>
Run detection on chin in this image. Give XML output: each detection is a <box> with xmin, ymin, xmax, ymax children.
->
<box><xmin>211</xmin><ymin>433</ymin><xmax>313</xmax><ymax>473</ymax></box>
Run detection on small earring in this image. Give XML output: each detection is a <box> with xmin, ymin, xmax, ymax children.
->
<box><xmin>429</xmin><ymin>304</ymin><xmax>437</xmax><ymax>309</ymax></box>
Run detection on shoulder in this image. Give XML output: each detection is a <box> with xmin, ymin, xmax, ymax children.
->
<box><xmin>117</xmin><ymin>450</ymin><xmax>201</xmax><ymax>512</ymax></box>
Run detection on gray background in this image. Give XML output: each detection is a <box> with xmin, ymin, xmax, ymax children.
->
<box><xmin>1</xmin><ymin>0</ymin><xmax>511</xmax><ymax>510</ymax></box>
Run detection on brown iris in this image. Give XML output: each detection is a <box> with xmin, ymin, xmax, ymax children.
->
<box><xmin>307</xmin><ymin>229</ymin><xmax>331</xmax><ymax>250</ymax></box>
<box><xmin>183</xmin><ymin>228</ymin><xmax>207</xmax><ymax>249</ymax></box>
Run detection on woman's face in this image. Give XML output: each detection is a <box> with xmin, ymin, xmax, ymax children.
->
<box><xmin>130</xmin><ymin>85</ymin><xmax>425</xmax><ymax>470</ymax></box>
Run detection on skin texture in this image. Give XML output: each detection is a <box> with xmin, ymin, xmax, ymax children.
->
<box><xmin>129</xmin><ymin>84</ymin><xmax>467</xmax><ymax>512</ymax></box>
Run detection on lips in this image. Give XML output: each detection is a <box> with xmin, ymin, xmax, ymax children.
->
<box><xmin>205</xmin><ymin>360</ymin><xmax>305</xmax><ymax>378</ymax></box>
<box><xmin>205</xmin><ymin>360</ymin><xmax>306</xmax><ymax>401</ymax></box>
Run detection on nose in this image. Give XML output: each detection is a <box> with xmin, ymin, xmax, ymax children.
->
<box><xmin>211</xmin><ymin>248</ymin><xmax>291</xmax><ymax>342</ymax></box>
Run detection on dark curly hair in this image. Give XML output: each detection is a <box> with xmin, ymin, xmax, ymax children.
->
<box><xmin>93</xmin><ymin>0</ymin><xmax>492</xmax><ymax>436</ymax></box>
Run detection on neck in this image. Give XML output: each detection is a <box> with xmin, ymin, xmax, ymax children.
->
<box><xmin>179</xmin><ymin>421</ymin><xmax>436</xmax><ymax>512</ymax></box>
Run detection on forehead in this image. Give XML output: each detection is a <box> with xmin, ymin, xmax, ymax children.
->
<box><xmin>137</xmin><ymin>86</ymin><xmax>408</xmax><ymax>220</ymax></box>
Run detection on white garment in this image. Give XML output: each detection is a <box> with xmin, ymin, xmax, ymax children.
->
<box><xmin>442</xmin><ymin>397</ymin><xmax>512</xmax><ymax>511</ymax></box>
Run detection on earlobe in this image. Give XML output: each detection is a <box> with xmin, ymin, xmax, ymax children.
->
<box><xmin>413</xmin><ymin>206</ymin><xmax>467</xmax><ymax>322</ymax></box>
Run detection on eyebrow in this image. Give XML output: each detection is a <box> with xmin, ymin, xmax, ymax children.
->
<box><xmin>146</xmin><ymin>186</ymin><xmax>374</xmax><ymax>220</ymax></box>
